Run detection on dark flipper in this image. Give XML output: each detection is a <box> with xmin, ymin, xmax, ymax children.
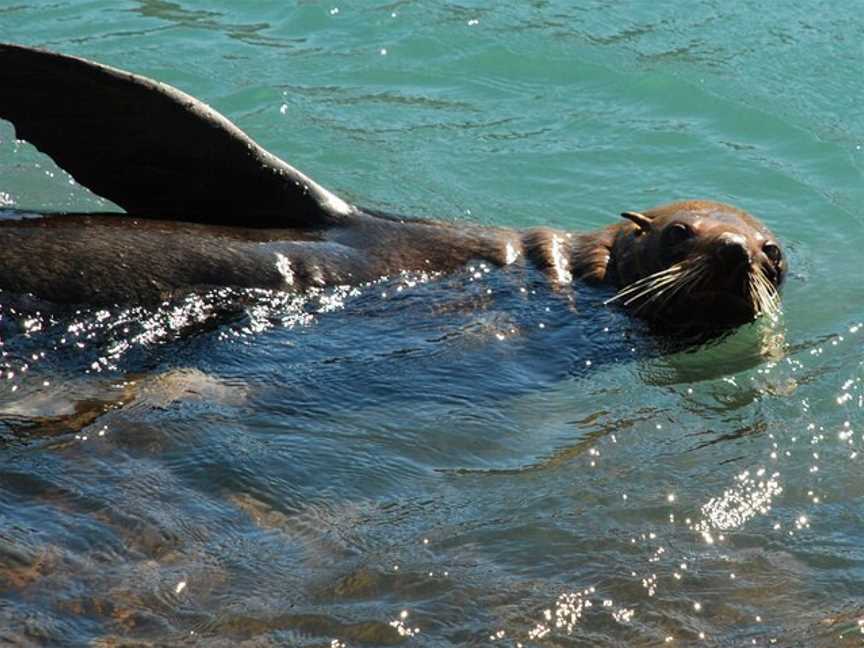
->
<box><xmin>0</xmin><ymin>43</ymin><xmax>354</xmax><ymax>227</ymax></box>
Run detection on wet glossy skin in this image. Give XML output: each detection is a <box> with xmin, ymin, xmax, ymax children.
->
<box><xmin>0</xmin><ymin>200</ymin><xmax>783</xmax><ymax>337</ymax></box>
<box><xmin>0</xmin><ymin>211</ymin><xmax>547</xmax><ymax>305</ymax></box>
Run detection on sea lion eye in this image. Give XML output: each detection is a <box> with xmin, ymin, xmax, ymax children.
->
<box><xmin>663</xmin><ymin>223</ymin><xmax>694</xmax><ymax>247</ymax></box>
<box><xmin>763</xmin><ymin>242</ymin><xmax>782</xmax><ymax>264</ymax></box>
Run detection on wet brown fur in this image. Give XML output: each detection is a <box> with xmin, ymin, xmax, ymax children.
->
<box><xmin>0</xmin><ymin>200</ymin><xmax>784</xmax><ymax>333</ymax></box>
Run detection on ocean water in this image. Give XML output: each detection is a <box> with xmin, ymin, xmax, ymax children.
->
<box><xmin>0</xmin><ymin>2</ymin><xmax>863</xmax><ymax>646</ymax></box>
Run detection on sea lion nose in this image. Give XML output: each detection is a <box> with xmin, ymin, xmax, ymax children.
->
<box><xmin>715</xmin><ymin>232</ymin><xmax>750</xmax><ymax>268</ymax></box>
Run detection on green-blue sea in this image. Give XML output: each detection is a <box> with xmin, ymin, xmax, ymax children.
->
<box><xmin>1</xmin><ymin>2</ymin><xmax>863</xmax><ymax>646</ymax></box>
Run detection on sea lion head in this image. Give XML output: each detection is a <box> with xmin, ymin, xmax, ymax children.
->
<box><xmin>607</xmin><ymin>200</ymin><xmax>786</xmax><ymax>332</ymax></box>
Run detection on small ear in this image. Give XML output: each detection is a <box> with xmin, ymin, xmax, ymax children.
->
<box><xmin>620</xmin><ymin>211</ymin><xmax>653</xmax><ymax>233</ymax></box>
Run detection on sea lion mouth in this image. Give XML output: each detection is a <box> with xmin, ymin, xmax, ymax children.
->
<box><xmin>677</xmin><ymin>290</ymin><xmax>757</xmax><ymax>326</ymax></box>
<box><xmin>639</xmin><ymin>288</ymin><xmax>766</xmax><ymax>337</ymax></box>
<box><xmin>687</xmin><ymin>290</ymin><xmax>752</xmax><ymax>309</ymax></box>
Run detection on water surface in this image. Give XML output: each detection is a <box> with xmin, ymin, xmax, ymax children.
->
<box><xmin>1</xmin><ymin>2</ymin><xmax>863</xmax><ymax>646</ymax></box>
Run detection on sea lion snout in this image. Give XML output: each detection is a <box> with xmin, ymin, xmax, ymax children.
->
<box><xmin>713</xmin><ymin>231</ymin><xmax>751</xmax><ymax>269</ymax></box>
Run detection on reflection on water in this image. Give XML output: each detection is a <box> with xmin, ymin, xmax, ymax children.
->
<box><xmin>2</xmin><ymin>1</ymin><xmax>863</xmax><ymax>645</ymax></box>
<box><xmin>1</xmin><ymin>268</ymin><xmax>861</xmax><ymax>645</ymax></box>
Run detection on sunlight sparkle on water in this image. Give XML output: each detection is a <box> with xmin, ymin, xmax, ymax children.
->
<box><xmin>690</xmin><ymin>469</ymin><xmax>782</xmax><ymax>537</ymax></box>
<box><xmin>389</xmin><ymin>610</ymin><xmax>419</xmax><ymax>637</ymax></box>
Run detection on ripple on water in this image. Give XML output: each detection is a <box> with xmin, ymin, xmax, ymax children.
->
<box><xmin>1</xmin><ymin>2</ymin><xmax>863</xmax><ymax>644</ymax></box>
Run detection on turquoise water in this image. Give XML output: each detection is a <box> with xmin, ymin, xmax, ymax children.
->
<box><xmin>1</xmin><ymin>2</ymin><xmax>863</xmax><ymax>646</ymax></box>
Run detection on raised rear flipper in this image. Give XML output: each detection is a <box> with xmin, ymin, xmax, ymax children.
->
<box><xmin>0</xmin><ymin>43</ymin><xmax>354</xmax><ymax>227</ymax></box>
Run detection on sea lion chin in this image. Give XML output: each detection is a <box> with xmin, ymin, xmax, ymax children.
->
<box><xmin>0</xmin><ymin>44</ymin><xmax>786</xmax><ymax>333</ymax></box>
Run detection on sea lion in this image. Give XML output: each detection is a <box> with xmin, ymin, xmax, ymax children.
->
<box><xmin>0</xmin><ymin>44</ymin><xmax>786</xmax><ymax>332</ymax></box>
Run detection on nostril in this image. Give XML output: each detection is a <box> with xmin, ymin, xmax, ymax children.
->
<box><xmin>715</xmin><ymin>233</ymin><xmax>750</xmax><ymax>267</ymax></box>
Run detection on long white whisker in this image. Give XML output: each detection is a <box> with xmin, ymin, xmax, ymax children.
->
<box><xmin>656</xmin><ymin>263</ymin><xmax>707</xmax><ymax>306</ymax></box>
<box><xmin>628</xmin><ymin>258</ymin><xmax>709</xmax><ymax>314</ymax></box>
<box><xmin>748</xmin><ymin>275</ymin><xmax>759</xmax><ymax>314</ymax></box>
<box><xmin>615</xmin><ymin>263</ymin><xmax>685</xmax><ymax>288</ymax></box>
<box><xmin>755</xmin><ymin>270</ymin><xmax>780</xmax><ymax>316</ymax></box>
<box><xmin>643</xmin><ymin>263</ymin><xmax>708</xmax><ymax>314</ymax></box>
<box><xmin>761</xmin><ymin>271</ymin><xmax>780</xmax><ymax>305</ymax></box>
<box><xmin>605</xmin><ymin>264</ymin><xmax>687</xmax><ymax>305</ymax></box>
<box><xmin>607</xmin><ymin>267</ymin><xmax>684</xmax><ymax>301</ymax></box>
<box><xmin>620</xmin><ymin>275</ymin><xmax>682</xmax><ymax>306</ymax></box>
<box><xmin>748</xmin><ymin>268</ymin><xmax>780</xmax><ymax>318</ymax></box>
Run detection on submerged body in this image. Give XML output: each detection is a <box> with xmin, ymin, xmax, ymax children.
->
<box><xmin>0</xmin><ymin>44</ymin><xmax>786</xmax><ymax>332</ymax></box>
